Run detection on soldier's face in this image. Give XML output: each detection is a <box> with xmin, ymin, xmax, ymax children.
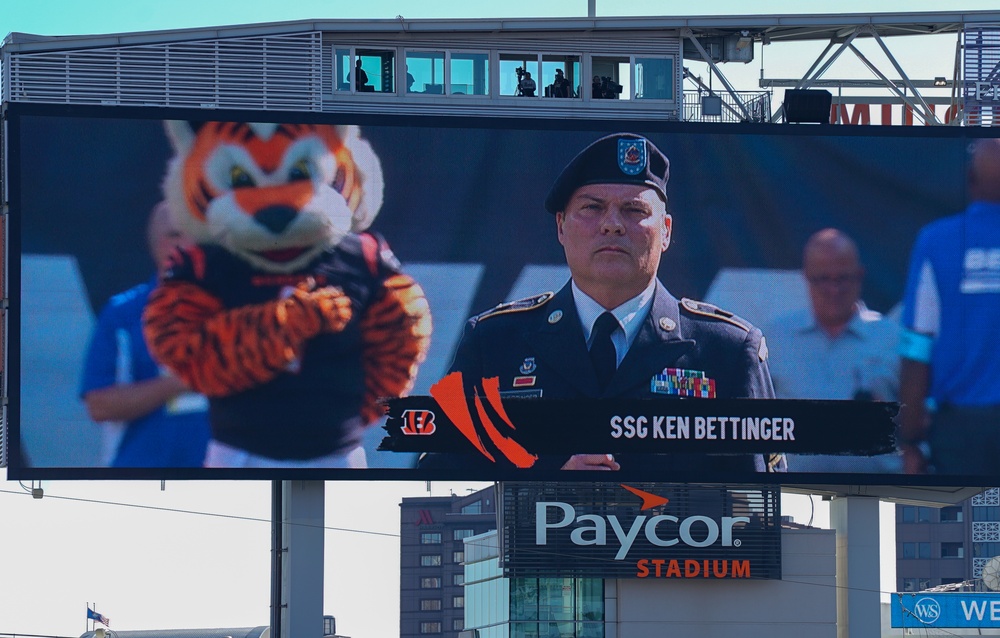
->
<box><xmin>557</xmin><ymin>183</ymin><xmax>670</xmax><ymax>302</ymax></box>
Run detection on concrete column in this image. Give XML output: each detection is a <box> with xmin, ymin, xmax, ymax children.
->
<box><xmin>831</xmin><ymin>496</ymin><xmax>881</xmax><ymax>638</ymax></box>
<box><xmin>282</xmin><ymin>480</ymin><xmax>325</xmax><ymax>638</ymax></box>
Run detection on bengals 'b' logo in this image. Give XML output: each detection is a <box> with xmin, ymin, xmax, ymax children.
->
<box><xmin>401</xmin><ymin>409</ymin><xmax>437</xmax><ymax>435</ymax></box>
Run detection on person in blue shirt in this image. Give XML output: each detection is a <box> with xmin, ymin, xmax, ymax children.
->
<box><xmin>898</xmin><ymin>138</ymin><xmax>1000</xmax><ymax>475</ymax></box>
<box><xmin>79</xmin><ymin>201</ymin><xmax>210</xmax><ymax>467</ymax></box>
<box><xmin>764</xmin><ymin>228</ymin><xmax>900</xmax><ymax>473</ymax></box>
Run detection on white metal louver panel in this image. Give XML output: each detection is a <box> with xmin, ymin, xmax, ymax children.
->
<box><xmin>973</xmin><ymin>522</ymin><xmax>1000</xmax><ymax>542</ymax></box>
<box><xmin>974</xmin><ymin>489</ymin><xmax>1000</xmax><ymax>507</ymax></box>
<box><xmin>6</xmin><ymin>32</ymin><xmax>323</xmax><ymax>111</ymax></box>
<box><xmin>976</xmin><ymin>557</ymin><xmax>990</xmax><ymax>577</ymax></box>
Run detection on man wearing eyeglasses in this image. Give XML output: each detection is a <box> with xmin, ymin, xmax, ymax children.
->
<box><xmin>763</xmin><ymin>228</ymin><xmax>900</xmax><ymax>473</ymax></box>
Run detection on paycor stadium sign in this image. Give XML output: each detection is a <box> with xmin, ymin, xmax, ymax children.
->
<box><xmin>499</xmin><ymin>483</ymin><xmax>782</xmax><ymax>580</ymax></box>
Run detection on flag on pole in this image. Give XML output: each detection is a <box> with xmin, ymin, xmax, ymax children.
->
<box><xmin>87</xmin><ymin>606</ymin><xmax>110</xmax><ymax>627</ymax></box>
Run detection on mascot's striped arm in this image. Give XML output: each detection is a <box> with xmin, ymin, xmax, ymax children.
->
<box><xmin>359</xmin><ymin>273</ymin><xmax>432</xmax><ymax>424</ymax></box>
<box><xmin>143</xmin><ymin>281</ymin><xmax>352</xmax><ymax>397</ymax></box>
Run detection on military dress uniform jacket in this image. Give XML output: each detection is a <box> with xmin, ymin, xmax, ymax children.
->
<box><xmin>420</xmin><ymin>281</ymin><xmax>775</xmax><ymax>476</ymax></box>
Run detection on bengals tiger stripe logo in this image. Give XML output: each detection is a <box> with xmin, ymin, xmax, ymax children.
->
<box><xmin>427</xmin><ymin>372</ymin><xmax>538</xmax><ymax>468</ymax></box>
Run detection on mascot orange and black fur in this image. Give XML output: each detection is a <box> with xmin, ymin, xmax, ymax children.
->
<box><xmin>143</xmin><ymin>121</ymin><xmax>431</xmax><ymax>466</ymax></box>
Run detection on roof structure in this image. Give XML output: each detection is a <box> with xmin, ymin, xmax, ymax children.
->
<box><xmin>3</xmin><ymin>9</ymin><xmax>1000</xmax><ymax>52</ymax></box>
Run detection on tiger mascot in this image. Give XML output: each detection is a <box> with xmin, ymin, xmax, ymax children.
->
<box><xmin>143</xmin><ymin>121</ymin><xmax>431</xmax><ymax>467</ymax></box>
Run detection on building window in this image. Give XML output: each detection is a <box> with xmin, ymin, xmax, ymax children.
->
<box><xmin>421</xmin><ymin>599</ymin><xmax>442</xmax><ymax>611</ymax></box>
<box><xmin>453</xmin><ymin>573</ymin><xmax>465</xmax><ymax>586</ymax></box>
<box><xmin>357</xmin><ymin>48</ymin><xmax>395</xmax><ymax>93</ymax></box>
<box><xmin>901</xmin><ymin>506</ymin><xmax>934</xmax><ymax>523</ymax></box>
<box><xmin>902</xmin><ymin>542</ymin><xmax>932</xmax><ymax>559</ymax></box>
<box><xmin>461</xmin><ymin>500</ymin><xmax>482</xmax><ymax>515</ymax></box>
<box><xmin>421</xmin><ymin>577</ymin><xmax>442</xmax><ymax>589</ymax></box>
<box><xmin>591</xmin><ymin>55</ymin><xmax>629</xmax><ymax>100</ymax></box>
<box><xmin>454</xmin><ymin>529</ymin><xmax>475</xmax><ymax>541</ymax></box>
<box><xmin>499</xmin><ymin>53</ymin><xmax>539</xmax><ymax>97</ymax></box>
<box><xmin>405</xmin><ymin>50</ymin><xmax>445</xmax><ymax>94</ymax></box>
<box><xmin>635</xmin><ymin>56</ymin><xmax>675</xmax><ymax>100</ymax></box>
<box><xmin>420</xmin><ymin>621</ymin><xmax>442</xmax><ymax>634</ymax></box>
<box><xmin>450</xmin><ymin>51</ymin><xmax>489</xmax><ymax>96</ymax></box>
<box><xmin>903</xmin><ymin>577</ymin><xmax>931</xmax><ymax>592</ymax></box>
<box><xmin>421</xmin><ymin>554</ymin><xmax>443</xmax><ymax>567</ymax></box>
<box><xmin>942</xmin><ymin>542</ymin><xmax>965</xmax><ymax>558</ymax></box>
<box><xmin>510</xmin><ymin>577</ymin><xmax>604</xmax><ymax>633</ymax></box>
<box><xmin>333</xmin><ymin>47</ymin><xmax>395</xmax><ymax>93</ymax></box>
<box><xmin>453</xmin><ymin>551</ymin><xmax>465</xmax><ymax>564</ymax></box>
<box><xmin>421</xmin><ymin>532</ymin><xmax>442</xmax><ymax>544</ymax></box>
<box><xmin>542</xmin><ymin>54</ymin><xmax>580</xmax><ymax>98</ymax></box>
<box><xmin>453</xmin><ymin>619</ymin><xmax>465</xmax><ymax>631</ymax></box>
<box><xmin>453</xmin><ymin>596</ymin><xmax>465</xmax><ymax>609</ymax></box>
<box><xmin>941</xmin><ymin>506</ymin><xmax>964</xmax><ymax>522</ymax></box>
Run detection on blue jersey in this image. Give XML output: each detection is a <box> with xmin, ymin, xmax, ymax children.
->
<box><xmin>79</xmin><ymin>276</ymin><xmax>210</xmax><ymax>467</ymax></box>
<box><xmin>900</xmin><ymin>201</ymin><xmax>1000</xmax><ymax>406</ymax></box>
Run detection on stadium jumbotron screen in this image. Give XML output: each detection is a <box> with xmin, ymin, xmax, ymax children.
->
<box><xmin>4</xmin><ymin>104</ymin><xmax>994</xmax><ymax>483</ymax></box>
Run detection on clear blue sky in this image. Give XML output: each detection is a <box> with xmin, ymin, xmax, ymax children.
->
<box><xmin>2</xmin><ymin>2</ymin><xmax>994</xmax><ymax>637</ymax></box>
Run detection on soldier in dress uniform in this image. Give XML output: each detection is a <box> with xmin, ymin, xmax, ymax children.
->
<box><xmin>421</xmin><ymin>132</ymin><xmax>779</xmax><ymax>475</ymax></box>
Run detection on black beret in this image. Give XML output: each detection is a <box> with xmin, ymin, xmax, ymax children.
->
<box><xmin>544</xmin><ymin>133</ymin><xmax>669</xmax><ymax>214</ymax></box>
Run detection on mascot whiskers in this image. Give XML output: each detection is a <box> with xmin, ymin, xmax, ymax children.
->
<box><xmin>143</xmin><ymin>120</ymin><xmax>431</xmax><ymax>467</ymax></box>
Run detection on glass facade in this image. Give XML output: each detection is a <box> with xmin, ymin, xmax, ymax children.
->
<box><xmin>464</xmin><ymin>530</ymin><xmax>603</xmax><ymax>638</ymax></box>
<box><xmin>335</xmin><ymin>46</ymin><xmax>675</xmax><ymax>103</ymax></box>
<box><xmin>508</xmin><ymin>578</ymin><xmax>604</xmax><ymax>638</ymax></box>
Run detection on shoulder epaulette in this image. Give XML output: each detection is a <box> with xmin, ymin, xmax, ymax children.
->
<box><xmin>475</xmin><ymin>291</ymin><xmax>555</xmax><ymax>323</ymax></box>
<box><xmin>680</xmin><ymin>298</ymin><xmax>750</xmax><ymax>332</ymax></box>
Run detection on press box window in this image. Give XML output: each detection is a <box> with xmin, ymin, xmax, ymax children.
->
<box><xmin>421</xmin><ymin>554</ymin><xmax>443</xmax><ymax>566</ymax></box>
<box><xmin>591</xmin><ymin>55</ymin><xmax>629</xmax><ymax>100</ymax></box>
<box><xmin>406</xmin><ymin>51</ymin><xmax>445</xmax><ymax>94</ymax></box>
<box><xmin>500</xmin><ymin>53</ymin><xmax>539</xmax><ymax>97</ymax></box>
<box><xmin>421</xmin><ymin>577</ymin><xmax>442</xmax><ymax>589</ymax></box>
<box><xmin>421</xmin><ymin>533</ymin><xmax>442</xmax><ymax>544</ymax></box>
<box><xmin>542</xmin><ymin>54</ymin><xmax>580</xmax><ymax>98</ymax></box>
<box><xmin>450</xmin><ymin>52</ymin><xmax>489</xmax><ymax>95</ymax></box>
<box><xmin>635</xmin><ymin>56</ymin><xmax>675</xmax><ymax>100</ymax></box>
<box><xmin>421</xmin><ymin>599</ymin><xmax>442</xmax><ymax>611</ymax></box>
<box><xmin>334</xmin><ymin>48</ymin><xmax>395</xmax><ymax>93</ymax></box>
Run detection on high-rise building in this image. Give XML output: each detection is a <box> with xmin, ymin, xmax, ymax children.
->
<box><xmin>896</xmin><ymin>488</ymin><xmax>1000</xmax><ymax>591</ymax></box>
<box><xmin>400</xmin><ymin>486</ymin><xmax>498</xmax><ymax>638</ymax></box>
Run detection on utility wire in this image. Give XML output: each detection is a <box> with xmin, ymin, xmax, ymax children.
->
<box><xmin>0</xmin><ymin>487</ymin><xmax>398</xmax><ymax>538</ymax></box>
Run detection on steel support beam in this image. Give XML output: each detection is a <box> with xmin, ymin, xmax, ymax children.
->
<box><xmin>682</xmin><ymin>66</ymin><xmax>748</xmax><ymax>121</ymax></box>
<box><xmin>681</xmin><ymin>28</ymin><xmax>752</xmax><ymax>121</ymax></box>
<box><xmin>867</xmin><ymin>27</ymin><xmax>940</xmax><ymax>124</ymax></box>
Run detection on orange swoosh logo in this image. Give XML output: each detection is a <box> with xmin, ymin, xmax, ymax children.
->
<box><xmin>621</xmin><ymin>484</ymin><xmax>669</xmax><ymax>510</ymax></box>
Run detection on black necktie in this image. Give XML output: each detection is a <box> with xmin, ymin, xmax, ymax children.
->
<box><xmin>590</xmin><ymin>312</ymin><xmax>619</xmax><ymax>389</ymax></box>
